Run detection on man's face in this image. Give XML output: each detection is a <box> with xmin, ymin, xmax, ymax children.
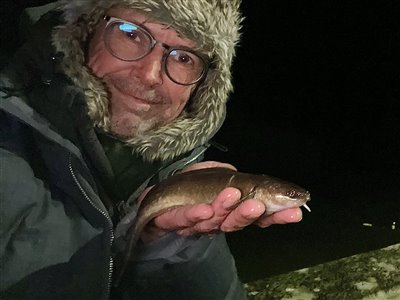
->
<box><xmin>87</xmin><ymin>6</ymin><xmax>197</xmax><ymax>138</ymax></box>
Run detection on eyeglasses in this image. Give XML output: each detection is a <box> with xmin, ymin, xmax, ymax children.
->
<box><xmin>103</xmin><ymin>16</ymin><xmax>209</xmax><ymax>86</ymax></box>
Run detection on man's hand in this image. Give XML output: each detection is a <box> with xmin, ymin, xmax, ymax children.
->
<box><xmin>139</xmin><ymin>161</ymin><xmax>303</xmax><ymax>243</ymax></box>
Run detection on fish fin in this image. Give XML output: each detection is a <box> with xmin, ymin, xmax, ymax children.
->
<box><xmin>241</xmin><ymin>186</ymin><xmax>257</xmax><ymax>201</ymax></box>
<box><xmin>223</xmin><ymin>187</ymin><xmax>257</xmax><ymax>211</ymax></box>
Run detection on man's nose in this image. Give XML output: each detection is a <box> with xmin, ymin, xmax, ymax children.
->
<box><xmin>131</xmin><ymin>46</ymin><xmax>164</xmax><ymax>87</ymax></box>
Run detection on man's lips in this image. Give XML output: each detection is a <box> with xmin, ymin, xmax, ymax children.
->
<box><xmin>129</xmin><ymin>94</ymin><xmax>152</xmax><ymax>105</ymax></box>
<box><xmin>112</xmin><ymin>82</ymin><xmax>163</xmax><ymax>105</ymax></box>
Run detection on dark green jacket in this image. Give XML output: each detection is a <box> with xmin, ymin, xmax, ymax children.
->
<box><xmin>0</xmin><ymin>10</ymin><xmax>246</xmax><ymax>300</ymax></box>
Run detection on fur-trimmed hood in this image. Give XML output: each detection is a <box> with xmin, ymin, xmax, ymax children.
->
<box><xmin>51</xmin><ymin>0</ymin><xmax>243</xmax><ymax>162</ymax></box>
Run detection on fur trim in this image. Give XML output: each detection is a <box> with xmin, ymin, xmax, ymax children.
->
<box><xmin>52</xmin><ymin>0</ymin><xmax>243</xmax><ymax>161</ymax></box>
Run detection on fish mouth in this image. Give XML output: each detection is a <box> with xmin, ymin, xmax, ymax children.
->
<box><xmin>269</xmin><ymin>202</ymin><xmax>311</xmax><ymax>214</ymax></box>
<box><xmin>275</xmin><ymin>193</ymin><xmax>311</xmax><ymax>212</ymax></box>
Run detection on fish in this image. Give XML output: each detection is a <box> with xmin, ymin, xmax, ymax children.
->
<box><xmin>114</xmin><ymin>167</ymin><xmax>311</xmax><ymax>285</ymax></box>
<box><xmin>136</xmin><ymin>167</ymin><xmax>311</xmax><ymax>230</ymax></box>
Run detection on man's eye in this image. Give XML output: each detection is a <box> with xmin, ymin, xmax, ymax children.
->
<box><xmin>119</xmin><ymin>24</ymin><xmax>141</xmax><ymax>42</ymax></box>
<box><xmin>286</xmin><ymin>190</ymin><xmax>297</xmax><ymax>198</ymax></box>
<box><xmin>125</xmin><ymin>31</ymin><xmax>140</xmax><ymax>41</ymax></box>
<box><xmin>170</xmin><ymin>51</ymin><xmax>194</xmax><ymax>65</ymax></box>
<box><xmin>178</xmin><ymin>54</ymin><xmax>192</xmax><ymax>64</ymax></box>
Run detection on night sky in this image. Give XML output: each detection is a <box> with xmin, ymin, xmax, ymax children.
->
<box><xmin>210</xmin><ymin>1</ymin><xmax>400</xmax><ymax>208</ymax></box>
<box><xmin>215</xmin><ymin>1</ymin><xmax>399</xmax><ymax>178</ymax></box>
<box><xmin>1</xmin><ymin>0</ymin><xmax>399</xmax><ymax>280</ymax></box>
<box><xmin>207</xmin><ymin>1</ymin><xmax>400</xmax><ymax>279</ymax></box>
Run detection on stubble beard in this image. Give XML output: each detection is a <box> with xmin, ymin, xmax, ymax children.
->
<box><xmin>109</xmin><ymin>113</ymin><xmax>161</xmax><ymax>138</ymax></box>
<box><xmin>105</xmin><ymin>75</ymin><xmax>167</xmax><ymax>138</ymax></box>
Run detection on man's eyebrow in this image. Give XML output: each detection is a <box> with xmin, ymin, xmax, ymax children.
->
<box><xmin>141</xmin><ymin>15</ymin><xmax>182</xmax><ymax>37</ymax></box>
<box><xmin>130</xmin><ymin>16</ymin><xmax>193</xmax><ymax>49</ymax></box>
<box><xmin>142</xmin><ymin>15</ymin><xmax>153</xmax><ymax>24</ymax></box>
<box><xmin>161</xmin><ymin>25</ymin><xmax>183</xmax><ymax>38</ymax></box>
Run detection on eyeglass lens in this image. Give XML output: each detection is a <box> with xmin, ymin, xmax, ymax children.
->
<box><xmin>105</xmin><ymin>19</ymin><xmax>206</xmax><ymax>85</ymax></box>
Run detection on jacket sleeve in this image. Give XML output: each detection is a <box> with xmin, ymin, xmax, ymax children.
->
<box><xmin>0</xmin><ymin>148</ymin><xmax>101</xmax><ymax>292</ymax></box>
<box><xmin>0</xmin><ymin>148</ymin><xmax>55</xmax><ymax>291</ymax></box>
<box><xmin>114</xmin><ymin>233</ymin><xmax>247</xmax><ymax>300</ymax></box>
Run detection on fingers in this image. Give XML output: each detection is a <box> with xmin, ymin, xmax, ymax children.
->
<box><xmin>256</xmin><ymin>208</ymin><xmax>303</xmax><ymax>228</ymax></box>
<box><xmin>181</xmin><ymin>161</ymin><xmax>237</xmax><ymax>173</ymax></box>
<box><xmin>176</xmin><ymin>187</ymin><xmax>241</xmax><ymax>235</ymax></box>
<box><xmin>153</xmin><ymin>190</ymin><xmax>303</xmax><ymax>238</ymax></box>
<box><xmin>136</xmin><ymin>185</ymin><xmax>153</xmax><ymax>205</ymax></box>
<box><xmin>220</xmin><ymin>199</ymin><xmax>266</xmax><ymax>231</ymax></box>
<box><xmin>174</xmin><ymin>201</ymin><xmax>303</xmax><ymax>236</ymax></box>
<box><xmin>140</xmin><ymin>204</ymin><xmax>214</xmax><ymax>243</ymax></box>
<box><xmin>152</xmin><ymin>203</ymin><xmax>214</xmax><ymax>230</ymax></box>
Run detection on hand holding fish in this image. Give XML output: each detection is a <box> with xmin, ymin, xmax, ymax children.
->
<box><xmin>139</xmin><ymin>161</ymin><xmax>307</xmax><ymax>243</ymax></box>
<box><xmin>114</xmin><ymin>161</ymin><xmax>310</xmax><ymax>286</ymax></box>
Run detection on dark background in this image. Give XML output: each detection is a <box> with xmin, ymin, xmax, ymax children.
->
<box><xmin>1</xmin><ymin>0</ymin><xmax>399</xmax><ymax>282</ymax></box>
<box><xmin>207</xmin><ymin>0</ymin><xmax>400</xmax><ymax>281</ymax></box>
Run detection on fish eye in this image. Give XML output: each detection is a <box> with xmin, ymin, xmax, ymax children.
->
<box><xmin>286</xmin><ymin>190</ymin><xmax>297</xmax><ymax>198</ymax></box>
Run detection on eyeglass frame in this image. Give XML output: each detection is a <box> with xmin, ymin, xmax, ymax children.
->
<box><xmin>102</xmin><ymin>15</ymin><xmax>210</xmax><ymax>86</ymax></box>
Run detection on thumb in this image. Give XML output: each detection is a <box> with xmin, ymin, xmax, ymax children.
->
<box><xmin>181</xmin><ymin>161</ymin><xmax>237</xmax><ymax>173</ymax></box>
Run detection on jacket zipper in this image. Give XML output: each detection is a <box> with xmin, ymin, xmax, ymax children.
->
<box><xmin>68</xmin><ymin>154</ymin><xmax>114</xmax><ymax>298</ymax></box>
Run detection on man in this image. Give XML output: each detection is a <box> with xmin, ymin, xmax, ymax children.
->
<box><xmin>0</xmin><ymin>0</ymin><xmax>302</xmax><ymax>299</ymax></box>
